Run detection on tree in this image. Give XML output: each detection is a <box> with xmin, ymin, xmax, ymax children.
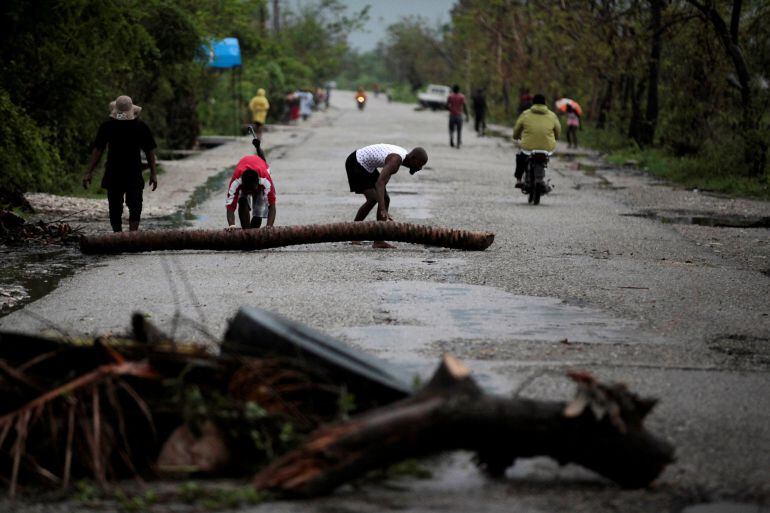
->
<box><xmin>684</xmin><ymin>0</ymin><xmax>767</xmax><ymax>176</ymax></box>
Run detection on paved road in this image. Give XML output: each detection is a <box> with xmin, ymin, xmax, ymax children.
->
<box><xmin>3</xmin><ymin>92</ymin><xmax>769</xmax><ymax>511</ymax></box>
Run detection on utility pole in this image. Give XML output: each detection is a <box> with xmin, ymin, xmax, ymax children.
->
<box><xmin>273</xmin><ymin>0</ymin><xmax>280</xmax><ymax>34</ymax></box>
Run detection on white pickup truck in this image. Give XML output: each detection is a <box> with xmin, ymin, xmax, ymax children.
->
<box><xmin>417</xmin><ymin>84</ymin><xmax>450</xmax><ymax>110</ymax></box>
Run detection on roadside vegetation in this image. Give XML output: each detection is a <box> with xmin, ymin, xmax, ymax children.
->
<box><xmin>0</xmin><ymin>0</ymin><xmax>364</xmax><ymax>201</ymax></box>
<box><xmin>343</xmin><ymin>1</ymin><xmax>769</xmax><ymax>198</ymax></box>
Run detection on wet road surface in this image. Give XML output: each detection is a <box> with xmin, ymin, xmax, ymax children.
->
<box><xmin>2</xmin><ymin>93</ymin><xmax>769</xmax><ymax>511</ymax></box>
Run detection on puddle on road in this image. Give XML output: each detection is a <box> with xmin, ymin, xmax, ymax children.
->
<box><xmin>159</xmin><ymin>166</ymin><xmax>235</xmax><ymax>227</ymax></box>
<box><xmin>0</xmin><ymin>247</ymin><xmax>87</xmax><ymax>316</ymax></box>
<box><xmin>623</xmin><ymin>210</ymin><xmax>770</xmax><ymax>229</ymax></box>
<box><xmin>338</xmin><ymin>281</ymin><xmax>655</xmax><ymax>361</ymax></box>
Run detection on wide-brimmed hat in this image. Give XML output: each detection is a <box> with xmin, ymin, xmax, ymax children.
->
<box><xmin>109</xmin><ymin>95</ymin><xmax>142</xmax><ymax>120</ymax></box>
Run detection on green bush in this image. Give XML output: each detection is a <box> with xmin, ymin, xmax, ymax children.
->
<box><xmin>0</xmin><ymin>89</ymin><xmax>62</xmax><ymax>192</ymax></box>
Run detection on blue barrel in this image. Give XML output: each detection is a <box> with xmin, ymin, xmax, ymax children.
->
<box><xmin>206</xmin><ymin>37</ymin><xmax>241</xmax><ymax>68</ymax></box>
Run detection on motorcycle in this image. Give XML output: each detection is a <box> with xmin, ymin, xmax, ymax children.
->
<box><xmin>520</xmin><ymin>150</ymin><xmax>553</xmax><ymax>205</ymax></box>
<box><xmin>356</xmin><ymin>94</ymin><xmax>366</xmax><ymax>111</ymax></box>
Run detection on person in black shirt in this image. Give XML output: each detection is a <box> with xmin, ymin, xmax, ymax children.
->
<box><xmin>472</xmin><ymin>88</ymin><xmax>487</xmax><ymax>137</ymax></box>
<box><xmin>83</xmin><ymin>95</ymin><xmax>157</xmax><ymax>232</ymax></box>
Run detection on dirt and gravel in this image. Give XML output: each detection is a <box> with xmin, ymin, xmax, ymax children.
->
<box><xmin>1</xmin><ymin>93</ymin><xmax>769</xmax><ymax>512</ymax></box>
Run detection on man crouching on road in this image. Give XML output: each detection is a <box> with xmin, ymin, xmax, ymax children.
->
<box><xmin>225</xmin><ymin>154</ymin><xmax>276</xmax><ymax>230</ymax></box>
<box><xmin>346</xmin><ymin>144</ymin><xmax>428</xmax><ymax>249</ymax></box>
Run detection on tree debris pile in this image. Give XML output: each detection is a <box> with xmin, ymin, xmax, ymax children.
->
<box><xmin>0</xmin><ymin>210</ymin><xmax>80</xmax><ymax>246</ymax></box>
<box><xmin>0</xmin><ymin>311</ymin><xmax>397</xmax><ymax>497</ymax></box>
<box><xmin>79</xmin><ymin>221</ymin><xmax>496</xmax><ymax>254</ymax></box>
<box><xmin>0</xmin><ymin>308</ymin><xmax>674</xmax><ymax>499</ymax></box>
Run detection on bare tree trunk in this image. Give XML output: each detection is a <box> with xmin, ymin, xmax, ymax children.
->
<box><xmin>272</xmin><ymin>0</ymin><xmax>280</xmax><ymax>34</ymax></box>
<box><xmin>253</xmin><ymin>356</ymin><xmax>674</xmax><ymax>497</ymax></box>
<box><xmin>597</xmin><ymin>78</ymin><xmax>614</xmax><ymax>129</ymax></box>
<box><xmin>639</xmin><ymin>0</ymin><xmax>664</xmax><ymax>146</ymax></box>
<box><xmin>687</xmin><ymin>0</ymin><xmax>766</xmax><ymax>176</ymax></box>
<box><xmin>628</xmin><ymin>77</ymin><xmax>647</xmax><ymax>144</ymax></box>
<box><xmin>79</xmin><ymin>222</ymin><xmax>496</xmax><ymax>254</ymax></box>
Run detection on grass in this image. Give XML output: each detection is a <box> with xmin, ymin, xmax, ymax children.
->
<box><xmin>580</xmin><ymin>126</ymin><xmax>770</xmax><ymax>200</ymax></box>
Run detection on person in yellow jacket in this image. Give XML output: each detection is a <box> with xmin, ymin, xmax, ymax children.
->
<box><xmin>248</xmin><ymin>88</ymin><xmax>270</xmax><ymax>137</ymax></box>
<box><xmin>512</xmin><ymin>94</ymin><xmax>560</xmax><ymax>188</ymax></box>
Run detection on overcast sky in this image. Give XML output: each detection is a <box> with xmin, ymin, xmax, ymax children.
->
<box><xmin>284</xmin><ymin>0</ymin><xmax>456</xmax><ymax>52</ymax></box>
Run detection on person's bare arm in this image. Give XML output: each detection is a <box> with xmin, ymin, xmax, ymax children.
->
<box><xmin>82</xmin><ymin>148</ymin><xmax>104</xmax><ymax>189</ymax></box>
<box><xmin>226</xmin><ymin>209</ymin><xmax>237</xmax><ymax>229</ymax></box>
<box><xmin>266</xmin><ymin>204</ymin><xmax>276</xmax><ymax>227</ymax></box>
<box><xmin>147</xmin><ymin>150</ymin><xmax>158</xmax><ymax>191</ymax></box>
<box><xmin>374</xmin><ymin>154</ymin><xmax>401</xmax><ymax>221</ymax></box>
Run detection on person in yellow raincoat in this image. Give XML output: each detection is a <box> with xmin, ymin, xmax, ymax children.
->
<box><xmin>248</xmin><ymin>88</ymin><xmax>270</xmax><ymax>137</ymax></box>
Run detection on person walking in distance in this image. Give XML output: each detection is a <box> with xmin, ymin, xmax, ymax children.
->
<box><xmin>472</xmin><ymin>88</ymin><xmax>487</xmax><ymax>137</ymax></box>
<box><xmin>447</xmin><ymin>85</ymin><xmax>469</xmax><ymax>148</ymax></box>
<box><xmin>345</xmin><ymin>144</ymin><xmax>428</xmax><ymax>249</ymax></box>
<box><xmin>248</xmin><ymin>88</ymin><xmax>270</xmax><ymax>138</ymax></box>
<box><xmin>82</xmin><ymin>95</ymin><xmax>157</xmax><ymax>232</ymax></box>
<box><xmin>566</xmin><ymin>104</ymin><xmax>581</xmax><ymax>148</ymax></box>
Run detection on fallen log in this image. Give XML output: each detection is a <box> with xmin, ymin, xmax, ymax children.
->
<box><xmin>79</xmin><ymin>221</ymin><xmax>495</xmax><ymax>254</ymax></box>
<box><xmin>253</xmin><ymin>355</ymin><xmax>675</xmax><ymax>497</ymax></box>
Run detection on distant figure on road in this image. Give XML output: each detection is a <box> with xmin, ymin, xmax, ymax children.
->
<box><xmin>472</xmin><ymin>88</ymin><xmax>487</xmax><ymax>137</ymax></box>
<box><xmin>83</xmin><ymin>95</ymin><xmax>157</xmax><ymax>232</ymax></box>
<box><xmin>518</xmin><ymin>88</ymin><xmax>533</xmax><ymax>114</ymax></box>
<box><xmin>345</xmin><ymin>144</ymin><xmax>428</xmax><ymax>249</ymax></box>
<box><xmin>512</xmin><ymin>93</ymin><xmax>560</xmax><ymax>188</ymax></box>
<box><xmin>566</xmin><ymin>104</ymin><xmax>581</xmax><ymax>148</ymax></box>
<box><xmin>248</xmin><ymin>88</ymin><xmax>270</xmax><ymax>138</ymax></box>
<box><xmin>446</xmin><ymin>85</ymin><xmax>469</xmax><ymax>148</ymax></box>
<box><xmin>355</xmin><ymin>87</ymin><xmax>367</xmax><ymax>110</ymax></box>
<box><xmin>225</xmin><ymin>155</ymin><xmax>276</xmax><ymax>230</ymax></box>
<box><xmin>324</xmin><ymin>82</ymin><xmax>332</xmax><ymax>109</ymax></box>
<box><xmin>286</xmin><ymin>91</ymin><xmax>300</xmax><ymax>124</ymax></box>
<box><xmin>298</xmin><ymin>89</ymin><xmax>314</xmax><ymax>121</ymax></box>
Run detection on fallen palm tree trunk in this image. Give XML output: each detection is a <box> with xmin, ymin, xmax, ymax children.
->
<box><xmin>79</xmin><ymin>221</ymin><xmax>495</xmax><ymax>254</ymax></box>
<box><xmin>253</xmin><ymin>355</ymin><xmax>674</xmax><ymax>497</ymax></box>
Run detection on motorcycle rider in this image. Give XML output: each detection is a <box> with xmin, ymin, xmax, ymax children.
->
<box><xmin>512</xmin><ymin>93</ymin><xmax>561</xmax><ymax>188</ymax></box>
<box><xmin>355</xmin><ymin>87</ymin><xmax>367</xmax><ymax>109</ymax></box>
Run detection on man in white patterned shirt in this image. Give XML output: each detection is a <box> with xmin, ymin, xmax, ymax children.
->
<box><xmin>345</xmin><ymin>144</ymin><xmax>428</xmax><ymax>248</ymax></box>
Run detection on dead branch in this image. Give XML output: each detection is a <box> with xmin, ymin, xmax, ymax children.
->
<box><xmin>253</xmin><ymin>355</ymin><xmax>674</xmax><ymax>497</ymax></box>
<box><xmin>79</xmin><ymin>221</ymin><xmax>496</xmax><ymax>254</ymax></box>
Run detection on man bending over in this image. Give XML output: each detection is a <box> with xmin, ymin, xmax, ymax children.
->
<box><xmin>225</xmin><ymin>154</ymin><xmax>276</xmax><ymax>229</ymax></box>
<box><xmin>345</xmin><ymin>144</ymin><xmax>428</xmax><ymax>248</ymax></box>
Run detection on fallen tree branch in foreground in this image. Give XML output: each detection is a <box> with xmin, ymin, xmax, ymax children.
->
<box><xmin>253</xmin><ymin>355</ymin><xmax>675</xmax><ymax>497</ymax></box>
<box><xmin>0</xmin><ymin>308</ymin><xmax>409</xmax><ymax>495</ymax></box>
<box><xmin>79</xmin><ymin>221</ymin><xmax>495</xmax><ymax>254</ymax></box>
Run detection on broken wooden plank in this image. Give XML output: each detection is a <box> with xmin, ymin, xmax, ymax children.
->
<box><xmin>224</xmin><ymin>308</ymin><xmax>413</xmax><ymax>408</ymax></box>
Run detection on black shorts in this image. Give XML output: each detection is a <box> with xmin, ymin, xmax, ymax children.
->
<box><xmin>345</xmin><ymin>151</ymin><xmax>378</xmax><ymax>193</ymax></box>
